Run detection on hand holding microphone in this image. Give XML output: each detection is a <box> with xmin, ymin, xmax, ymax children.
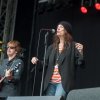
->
<box><xmin>31</xmin><ymin>57</ymin><xmax>39</xmax><ymax>64</ymax></box>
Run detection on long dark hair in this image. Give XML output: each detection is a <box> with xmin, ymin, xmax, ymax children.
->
<box><xmin>53</xmin><ymin>31</ymin><xmax>73</xmax><ymax>50</ymax></box>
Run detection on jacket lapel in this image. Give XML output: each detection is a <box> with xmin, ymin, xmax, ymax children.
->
<box><xmin>58</xmin><ymin>43</ymin><xmax>72</xmax><ymax>66</ymax></box>
<box><xmin>50</xmin><ymin>48</ymin><xmax>57</xmax><ymax>65</ymax></box>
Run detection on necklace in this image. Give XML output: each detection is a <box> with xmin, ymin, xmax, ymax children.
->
<box><xmin>59</xmin><ymin>43</ymin><xmax>64</xmax><ymax>53</ymax></box>
<box><xmin>56</xmin><ymin>50</ymin><xmax>61</xmax><ymax>65</ymax></box>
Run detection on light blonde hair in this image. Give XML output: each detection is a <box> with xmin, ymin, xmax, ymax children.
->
<box><xmin>7</xmin><ymin>40</ymin><xmax>22</xmax><ymax>55</ymax></box>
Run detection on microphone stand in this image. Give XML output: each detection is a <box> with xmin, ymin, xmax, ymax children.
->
<box><xmin>40</xmin><ymin>31</ymin><xmax>49</xmax><ymax>96</ymax></box>
<box><xmin>31</xmin><ymin>29</ymin><xmax>42</xmax><ymax>96</ymax></box>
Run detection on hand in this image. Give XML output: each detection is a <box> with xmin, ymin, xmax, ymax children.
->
<box><xmin>75</xmin><ymin>43</ymin><xmax>83</xmax><ymax>55</ymax></box>
<box><xmin>31</xmin><ymin>57</ymin><xmax>38</xmax><ymax>64</ymax></box>
<box><xmin>5</xmin><ymin>69</ymin><xmax>13</xmax><ymax>79</ymax></box>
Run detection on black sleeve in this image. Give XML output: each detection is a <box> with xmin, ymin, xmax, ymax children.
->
<box><xmin>74</xmin><ymin>44</ymin><xmax>85</xmax><ymax>68</ymax></box>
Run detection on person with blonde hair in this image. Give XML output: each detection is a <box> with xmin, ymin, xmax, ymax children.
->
<box><xmin>0</xmin><ymin>40</ymin><xmax>24</xmax><ymax>98</ymax></box>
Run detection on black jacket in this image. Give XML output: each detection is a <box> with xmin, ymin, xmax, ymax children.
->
<box><xmin>0</xmin><ymin>57</ymin><xmax>24</xmax><ymax>97</ymax></box>
<box><xmin>43</xmin><ymin>41</ymin><xmax>84</xmax><ymax>92</ymax></box>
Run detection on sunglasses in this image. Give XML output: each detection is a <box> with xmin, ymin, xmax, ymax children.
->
<box><xmin>7</xmin><ymin>46</ymin><xmax>16</xmax><ymax>49</ymax></box>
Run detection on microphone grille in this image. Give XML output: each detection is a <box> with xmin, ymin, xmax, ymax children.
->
<box><xmin>51</xmin><ymin>29</ymin><xmax>55</xmax><ymax>33</ymax></box>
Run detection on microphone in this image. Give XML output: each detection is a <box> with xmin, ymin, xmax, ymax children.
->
<box><xmin>41</xmin><ymin>28</ymin><xmax>55</xmax><ymax>33</ymax></box>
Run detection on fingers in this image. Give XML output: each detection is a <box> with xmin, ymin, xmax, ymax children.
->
<box><xmin>75</xmin><ymin>43</ymin><xmax>83</xmax><ymax>50</ymax></box>
<box><xmin>75</xmin><ymin>43</ymin><xmax>83</xmax><ymax>55</ymax></box>
<box><xmin>31</xmin><ymin>57</ymin><xmax>38</xmax><ymax>64</ymax></box>
<box><xmin>5</xmin><ymin>69</ymin><xmax>12</xmax><ymax>77</ymax></box>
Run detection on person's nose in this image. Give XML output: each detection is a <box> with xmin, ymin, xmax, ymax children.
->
<box><xmin>57</xmin><ymin>27</ymin><xmax>60</xmax><ymax>31</ymax></box>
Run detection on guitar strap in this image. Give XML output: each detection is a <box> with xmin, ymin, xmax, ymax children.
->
<box><xmin>6</xmin><ymin>57</ymin><xmax>18</xmax><ymax>70</ymax></box>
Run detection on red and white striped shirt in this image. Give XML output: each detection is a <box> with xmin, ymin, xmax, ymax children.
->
<box><xmin>50</xmin><ymin>64</ymin><xmax>61</xmax><ymax>83</ymax></box>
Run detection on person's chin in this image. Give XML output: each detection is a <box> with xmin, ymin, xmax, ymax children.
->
<box><xmin>57</xmin><ymin>33</ymin><xmax>61</xmax><ymax>36</ymax></box>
